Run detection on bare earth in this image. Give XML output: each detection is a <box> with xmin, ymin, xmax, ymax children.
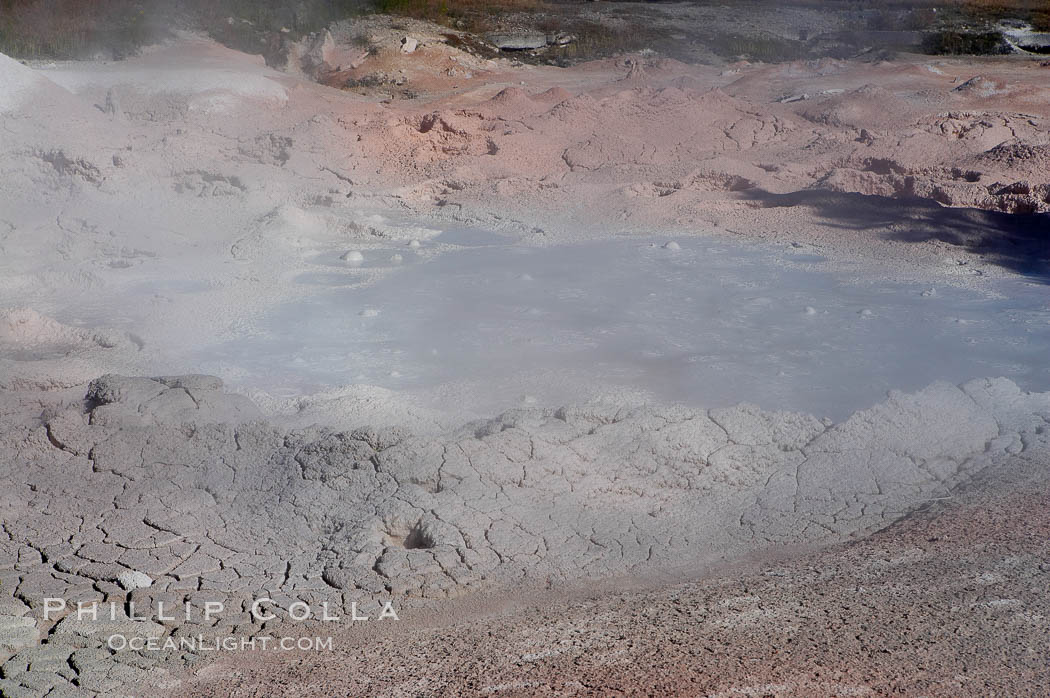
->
<box><xmin>1</xmin><ymin>13</ymin><xmax>1049</xmax><ymax>698</ymax></box>
<box><xmin>182</xmin><ymin>447</ymin><xmax>1050</xmax><ymax>697</ymax></box>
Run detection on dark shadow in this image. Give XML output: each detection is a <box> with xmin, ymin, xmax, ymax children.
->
<box><xmin>740</xmin><ymin>189</ymin><xmax>1050</xmax><ymax>283</ymax></box>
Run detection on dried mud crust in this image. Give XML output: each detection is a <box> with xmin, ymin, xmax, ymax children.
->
<box><xmin>1</xmin><ymin>374</ymin><xmax>1049</xmax><ymax>695</ymax></box>
<box><xmin>184</xmin><ymin>442</ymin><xmax>1050</xmax><ymax>698</ymax></box>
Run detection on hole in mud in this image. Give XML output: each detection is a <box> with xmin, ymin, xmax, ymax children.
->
<box><xmin>384</xmin><ymin>520</ymin><xmax>436</xmax><ymax>549</ymax></box>
<box><xmin>726</xmin><ymin>176</ymin><xmax>755</xmax><ymax>192</ymax></box>
<box><xmin>418</xmin><ymin>114</ymin><xmax>438</xmax><ymax>134</ymax></box>
<box><xmin>863</xmin><ymin>158</ymin><xmax>906</xmax><ymax>176</ymax></box>
<box><xmin>403</xmin><ymin>525</ymin><xmax>435</xmax><ymax>549</ymax></box>
<box><xmin>952</xmin><ymin>168</ymin><xmax>982</xmax><ymax>183</ymax></box>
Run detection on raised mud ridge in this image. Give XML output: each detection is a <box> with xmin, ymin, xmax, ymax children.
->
<box><xmin>1</xmin><ymin>375</ymin><xmax>1048</xmax><ymax>695</ymax></box>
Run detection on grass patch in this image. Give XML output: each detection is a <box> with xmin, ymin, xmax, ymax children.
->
<box><xmin>373</xmin><ymin>0</ymin><xmax>544</xmax><ymax>34</ymax></box>
<box><xmin>0</xmin><ymin>0</ymin><xmax>152</xmax><ymax>59</ymax></box>
<box><xmin>0</xmin><ymin>0</ymin><xmax>373</xmax><ymax>59</ymax></box>
<box><xmin>708</xmin><ymin>33</ymin><xmax>809</xmax><ymax>63</ymax></box>
<box><xmin>963</xmin><ymin>0</ymin><xmax>1050</xmax><ymax>31</ymax></box>
<box><xmin>923</xmin><ymin>29</ymin><xmax>1011</xmax><ymax>54</ymax></box>
<box><xmin>2</xmin><ymin>0</ymin><xmax>1048</xmax><ymax>62</ymax></box>
<box><xmin>184</xmin><ymin>0</ymin><xmax>373</xmax><ymax>40</ymax></box>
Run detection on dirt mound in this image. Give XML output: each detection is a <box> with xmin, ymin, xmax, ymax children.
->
<box><xmin>488</xmin><ymin>86</ymin><xmax>529</xmax><ymax>104</ymax></box>
<box><xmin>0</xmin><ymin>52</ymin><xmax>50</xmax><ymax>111</ymax></box>
<box><xmin>0</xmin><ymin>310</ymin><xmax>142</xmax><ymax>389</ymax></box>
<box><xmin>797</xmin><ymin>84</ymin><xmax>915</xmax><ymax>128</ymax></box>
<box><xmin>953</xmin><ymin>75</ymin><xmax>1009</xmax><ymax>97</ymax></box>
<box><xmin>532</xmin><ymin>86</ymin><xmax>573</xmax><ymax>104</ymax></box>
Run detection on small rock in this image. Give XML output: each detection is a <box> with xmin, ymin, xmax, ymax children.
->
<box><xmin>400</xmin><ymin>36</ymin><xmax>419</xmax><ymax>54</ymax></box>
<box><xmin>0</xmin><ymin>598</ymin><xmax>31</xmax><ymax>617</ymax></box>
<box><xmin>0</xmin><ymin>615</ymin><xmax>38</xmax><ymax>653</ymax></box>
<box><xmin>301</xmin><ymin>30</ymin><xmax>336</xmax><ymax>75</ymax></box>
<box><xmin>487</xmin><ymin>32</ymin><xmax>548</xmax><ymax>51</ymax></box>
<box><xmin>116</xmin><ymin>570</ymin><xmax>153</xmax><ymax>591</ymax></box>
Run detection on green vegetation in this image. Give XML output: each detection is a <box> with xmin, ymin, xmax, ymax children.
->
<box><xmin>922</xmin><ymin>29</ymin><xmax>1011</xmax><ymax>55</ymax></box>
<box><xmin>708</xmin><ymin>33</ymin><xmax>809</xmax><ymax>63</ymax></box>
<box><xmin>372</xmin><ymin>0</ymin><xmax>545</xmax><ymax>36</ymax></box>
<box><xmin>0</xmin><ymin>0</ymin><xmax>151</xmax><ymax>59</ymax></box>
<box><xmin>0</xmin><ymin>0</ymin><xmax>373</xmax><ymax>59</ymax></box>
<box><xmin>1</xmin><ymin>0</ymin><xmax>1048</xmax><ymax>62</ymax></box>
<box><xmin>962</xmin><ymin>0</ymin><xmax>1050</xmax><ymax>31</ymax></box>
<box><xmin>185</xmin><ymin>0</ymin><xmax>372</xmax><ymax>38</ymax></box>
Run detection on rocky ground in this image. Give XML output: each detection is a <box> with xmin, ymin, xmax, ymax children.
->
<box><xmin>2</xmin><ymin>7</ymin><xmax>1050</xmax><ymax>697</ymax></box>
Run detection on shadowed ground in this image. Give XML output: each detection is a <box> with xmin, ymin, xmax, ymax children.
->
<box><xmin>745</xmin><ymin>189</ymin><xmax>1050</xmax><ymax>281</ymax></box>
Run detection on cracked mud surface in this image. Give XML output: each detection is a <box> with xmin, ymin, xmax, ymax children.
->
<box><xmin>183</xmin><ymin>435</ymin><xmax>1050</xmax><ymax>697</ymax></box>
<box><xmin>1</xmin><ymin>375</ymin><xmax>1048</xmax><ymax>695</ymax></box>
<box><xmin>3</xmin><ymin>22</ymin><xmax>1050</xmax><ymax>698</ymax></box>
